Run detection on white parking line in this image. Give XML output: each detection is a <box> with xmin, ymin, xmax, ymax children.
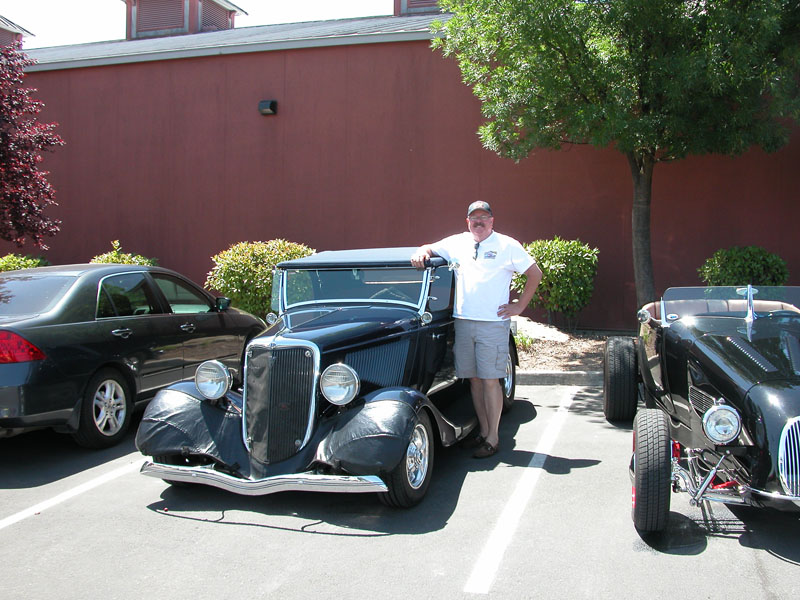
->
<box><xmin>0</xmin><ymin>458</ymin><xmax>144</xmax><ymax>532</ymax></box>
<box><xmin>463</xmin><ymin>387</ymin><xmax>576</xmax><ymax>595</ymax></box>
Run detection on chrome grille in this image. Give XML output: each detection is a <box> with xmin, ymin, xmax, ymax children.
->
<box><xmin>689</xmin><ymin>386</ymin><xmax>715</xmax><ymax>416</ymax></box>
<box><xmin>244</xmin><ymin>342</ymin><xmax>317</xmax><ymax>465</ymax></box>
<box><xmin>778</xmin><ymin>417</ymin><xmax>800</xmax><ymax>497</ymax></box>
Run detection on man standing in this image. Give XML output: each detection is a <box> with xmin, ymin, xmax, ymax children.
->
<box><xmin>411</xmin><ymin>201</ymin><xmax>542</xmax><ymax>458</ymax></box>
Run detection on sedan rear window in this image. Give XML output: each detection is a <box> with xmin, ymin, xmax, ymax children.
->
<box><xmin>0</xmin><ymin>275</ymin><xmax>76</xmax><ymax>315</ymax></box>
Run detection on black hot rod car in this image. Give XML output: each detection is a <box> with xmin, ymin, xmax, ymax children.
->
<box><xmin>136</xmin><ymin>248</ymin><xmax>517</xmax><ymax>507</ymax></box>
<box><xmin>604</xmin><ymin>285</ymin><xmax>800</xmax><ymax>533</ymax></box>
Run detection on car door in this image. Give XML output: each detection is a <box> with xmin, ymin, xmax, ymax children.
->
<box><xmin>149</xmin><ymin>273</ymin><xmax>243</xmax><ymax>379</ymax></box>
<box><xmin>416</xmin><ymin>264</ymin><xmax>456</xmax><ymax>394</ymax></box>
<box><xmin>94</xmin><ymin>271</ymin><xmax>183</xmax><ymax>394</ymax></box>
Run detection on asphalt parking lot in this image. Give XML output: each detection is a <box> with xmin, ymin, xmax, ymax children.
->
<box><xmin>2</xmin><ymin>381</ymin><xmax>798</xmax><ymax>599</ymax></box>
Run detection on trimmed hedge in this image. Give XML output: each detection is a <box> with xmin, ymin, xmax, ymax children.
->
<box><xmin>512</xmin><ymin>236</ymin><xmax>599</xmax><ymax>326</ymax></box>
<box><xmin>0</xmin><ymin>253</ymin><xmax>50</xmax><ymax>272</ymax></box>
<box><xmin>90</xmin><ymin>240</ymin><xmax>158</xmax><ymax>266</ymax></box>
<box><xmin>698</xmin><ymin>245</ymin><xmax>788</xmax><ymax>286</ymax></box>
<box><xmin>205</xmin><ymin>239</ymin><xmax>314</xmax><ymax>318</ymax></box>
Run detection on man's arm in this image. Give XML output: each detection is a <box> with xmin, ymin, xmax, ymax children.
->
<box><xmin>497</xmin><ymin>263</ymin><xmax>543</xmax><ymax>319</ymax></box>
<box><xmin>411</xmin><ymin>245</ymin><xmax>438</xmax><ymax>268</ymax></box>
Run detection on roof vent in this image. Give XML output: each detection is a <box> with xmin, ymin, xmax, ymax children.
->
<box><xmin>124</xmin><ymin>0</ymin><xmax>246</xmax><ymax>40</ymax></box>
<box><xmin>394</xmin><ymin>1</ymin><xmax>440</xmax><ymax>16</ymax></box>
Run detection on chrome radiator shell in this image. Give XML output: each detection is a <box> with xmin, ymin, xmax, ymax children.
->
<box><xmin>779</xmin><ymin>416</ymin><xmax>800</xmax><ymax>497</ymax></box>
<box><xmin>243</xmin><ymin>339</ymin><xmax>319</xmax><ymax>465</ymax></box>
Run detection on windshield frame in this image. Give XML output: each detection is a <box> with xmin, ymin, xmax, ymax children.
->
<box><xmin>660</xmin><ymin>285</ymin><xmax>800</xmax><ymax>325</ymax></box>
<box><xmin>278</xmin><ymin>266</ymin><xmax>431</xmax><ymax>312</ymax></box>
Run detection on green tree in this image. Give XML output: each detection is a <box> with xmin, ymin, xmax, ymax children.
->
<box><xmin>434</xmin><ymin>1</ymin><xmax>800</xmax><ymax>306</ymax></box>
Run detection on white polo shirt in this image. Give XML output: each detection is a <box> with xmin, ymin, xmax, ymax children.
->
<box><xmin>430</xmin><ymin>231</ymin><xmax>535</xmax><ymax>322</ymax></box>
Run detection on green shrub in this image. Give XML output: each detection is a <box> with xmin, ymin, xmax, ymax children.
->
<box><xmin>90</xmin><ymin>240</ymin><xmax>158</xmax><ymax>266</ymax></box>
<box><xmin>513</xmin><ymin>331</ymin><xmax>535</xmax><ymax>353</ymax></box>
<box><xmin>512</xmin><ymin>237</ymin><xmax>599</xmax><ymax>327</ymax></box>
<box><xmin>0</xmin><ymin>253</ymin><xmax>50</xmax><ymax>272</ymax></box>
<box><xmin>698</xmin><ymin>246</ymin><xmax>788</xmax><ymax>286</ymax></box>
<box><xmin>205</xmin><ymin>239</ymin><xmax>314</xmax><ymax>318</ymax></box>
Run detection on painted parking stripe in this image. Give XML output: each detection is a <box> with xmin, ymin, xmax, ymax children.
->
<box><xmin>463</xmin><ymin>387</ymin><xmax>576</xmax><ymax>595</ymax></box>
<box><xmin>0</xmin><ymin>458</ymin><xmax>144</xmax><ymax>532</ymax></box>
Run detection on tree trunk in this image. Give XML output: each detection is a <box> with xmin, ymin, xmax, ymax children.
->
<box><xmin>626</xmin><ymin>151</ymin><xmax>655</xmax><ymax>308</ymax></box>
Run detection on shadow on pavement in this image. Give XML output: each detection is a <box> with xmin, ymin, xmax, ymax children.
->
<box><xmin>0</xmin><ymin>412</ymin><xmax>143</xmax><ymax>489</ymax></box>
<box><xmin>634</xmin><ymin>498</ymin><xmax>800</xmax><ymax>563</ymax></box>
<box><xmin>142</xmin><ymin>396</ymin><xmax>544</xmax><ymax>536</ymax></box>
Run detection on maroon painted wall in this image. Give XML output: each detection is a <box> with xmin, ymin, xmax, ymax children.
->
<box><xmin>10</xmin><ymin>40</ymin><xmax>800</xmax><ymax>330</ymax></box>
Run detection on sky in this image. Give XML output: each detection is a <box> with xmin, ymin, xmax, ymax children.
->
<box><xmin>0</xmin><ymin>0</ymin><xmax>396</xmax><ymax>49</ymax></box>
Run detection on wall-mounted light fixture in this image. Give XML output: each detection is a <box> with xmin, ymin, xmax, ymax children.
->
<box><xmin>258</xmin><ymin>100</ymin><xmax>277</xmax><ymax>115</ymax></box>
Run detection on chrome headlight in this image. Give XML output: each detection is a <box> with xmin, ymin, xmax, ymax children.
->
<box><xmin>320</xmin><ymin>363</ymin><xmax>360</xmax><ymax>406</ymax></box>
<box><xmin>195</xmin><ymin>360</ymin><xmax>232</xmax><ymax>401</ymax></box>
<box><xmin>702</xmin><ymin>404</ymin><xmax>741</xmax><ymax>445</ymax></box>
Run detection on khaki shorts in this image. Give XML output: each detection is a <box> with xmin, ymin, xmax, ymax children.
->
<box><xmin>454</xmin><ymin>319</ymin><xmax>511</xmax><ymax>379</ymax></box>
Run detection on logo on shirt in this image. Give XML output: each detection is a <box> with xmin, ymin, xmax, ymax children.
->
<box><xmin>483</xmin><ymin>251</ymin><xmax>497</xmax><ymax>260</ymax></box>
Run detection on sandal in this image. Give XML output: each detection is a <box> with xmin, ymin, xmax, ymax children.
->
<box><xmin>473</xmin><ymin>441</ymin><xmax>498</xmax><ymax>459</ymax></box>
<box><xmin>462</xmin><ymin>434</ymin><xmax>486</xmax><ymax>449</ymax></box>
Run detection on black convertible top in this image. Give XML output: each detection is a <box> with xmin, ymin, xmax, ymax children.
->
<box><xmin>278</xmin><ymin>247</ymin><xmax>447</xmax><ymax>269</ymax></box>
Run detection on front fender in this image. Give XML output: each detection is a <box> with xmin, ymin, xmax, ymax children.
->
<box><xmin>319</xmin><ymin>387</ymin><xmax>427</xmax><ymax>475</ymax></box>
<box><xmin>135</xmin><ymin>383</ymin><xmax>251</xmax><ymax>477</ymax></box>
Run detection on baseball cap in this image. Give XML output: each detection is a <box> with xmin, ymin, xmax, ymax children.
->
<box><xmin>467</xmin><ymin>201</ymin><xmax>493</xmax><ymax>216</ymax></box>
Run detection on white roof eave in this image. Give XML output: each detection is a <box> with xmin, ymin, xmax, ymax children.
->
<box><xmin>25</xmin><ymin>14</ymin><xmax>449</xmax><ymax>72</ymax></box>
<box><xmin>26</xmin><ymin>30</ymin><xmax>438</xmax><ymax>71</ymax></box>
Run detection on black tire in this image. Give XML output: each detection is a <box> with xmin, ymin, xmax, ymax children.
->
<box><xmin>379</xmin><ymin>410</ymin><xmax>434</xmax><ymax>508</ymax></box>
<box><xmin>632</xmin><ymin>408</ymin><xmax>672</xmax><ymax>533</ymax></box>
<box><xmin>501</xmin><ymin>340</ymin><xmax>517</xmax><ymax>414</ymax></box>
<box><xmin>603</xmin><ymin>336</ymin><xmax>637</xmax><ymax>422</ymax></box>
<box><xmin>72</xmin><ymin>369</ymin><xmax>133</xmax><ymax>449</ymax></box>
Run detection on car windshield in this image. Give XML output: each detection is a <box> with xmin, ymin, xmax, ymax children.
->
<box><xmin>0</xmin><ymin>274</ymin><xmax>76</xmax><ymax>315</ymax></box>
<box><xmin>283</xmin><ymin>267</ymin><xmax>425</xmax><ymax>308</ymax></box>
<box><xmin>662</xmin><ymin>286</ymin><xmax>800</xmax><ymax>319</ymax></box>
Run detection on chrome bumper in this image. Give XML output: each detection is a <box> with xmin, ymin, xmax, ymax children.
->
<box><xmin>140</xmin><ymin>461</ymin><xmax>388</xmax><ymax>496</ymax></box>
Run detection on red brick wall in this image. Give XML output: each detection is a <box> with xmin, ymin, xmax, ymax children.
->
<box><xmin>11</xmin><ymin>40</ymin><xmax>800</xmax><ymax>330</ymax></box>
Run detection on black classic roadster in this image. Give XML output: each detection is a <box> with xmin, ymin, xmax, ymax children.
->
<box><xmin>604</xmin><ymin>285</ymin><xmax>800</xmax><ymax>533</ymax></box>
<box><xmin>136</xmin><ymin>248</ymin><xmax>517</xmax><ymax>507</ymax></box>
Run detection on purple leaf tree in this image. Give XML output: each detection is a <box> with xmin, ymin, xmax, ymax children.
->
<box><xmin>0</xmin><ymin>43</ymin><xmax>64</xmax><ymax>249</ymax></box>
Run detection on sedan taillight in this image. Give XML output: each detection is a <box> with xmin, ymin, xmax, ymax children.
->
<box><xmin>0</xmin><ymin>331</ymin><xmax>46</xmax><ymax>363</ymax></box>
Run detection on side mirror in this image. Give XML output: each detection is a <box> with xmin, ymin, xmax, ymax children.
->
<box><xmin>216</xmin><ymin>297</ymin><xmax>231</xmax><ymax>311</ymax></box>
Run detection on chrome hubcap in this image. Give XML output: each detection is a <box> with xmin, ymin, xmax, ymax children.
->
<box><xmin>503</xmin><ymin>355</ymin><xmax>513</xmax><ymax>397</ymax></box>
<box><xmin>406</xmin><ymin>422</ymin><xmax>429</xmax><ymax>489</ymax></box>
<box><xmin>92</xmin><ymin>380</ymin><xmax>126</xmax><ymax>436</ymax></box>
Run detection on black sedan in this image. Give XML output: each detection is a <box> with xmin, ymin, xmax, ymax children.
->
<box><xmin>604</xmin><ymin>285</ymin><xmax>800</xmax><ymax>533</ymax></box>
<box><xmin>136</xmin><ymin>248</ymin><xmax>518</xmax><ymax>507</ymax></box>
<box><xmin>0</xmin><ymin>264</ymin><xmax>266</xmax><ymax>448</ymax></box>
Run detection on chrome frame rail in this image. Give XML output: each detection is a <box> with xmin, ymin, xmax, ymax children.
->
<box><xmin>140</xmin><ymin>461</ymin><xmax>388</xmax><ymax>496</ymax></box>
<box><xmin>671</xmin><ymin>458</ymin><xmax>800</xmax><ymax>506</ymax></box>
